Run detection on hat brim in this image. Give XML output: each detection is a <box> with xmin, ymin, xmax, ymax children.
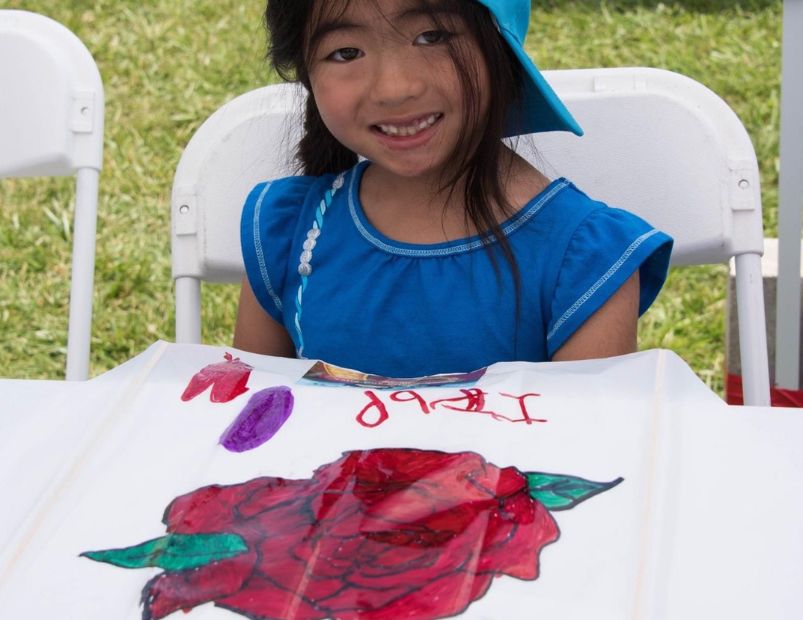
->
<box><xmin>499</xmin><ymin>30</ymin><xmax>584</xmax><ymax>137</ymax></box>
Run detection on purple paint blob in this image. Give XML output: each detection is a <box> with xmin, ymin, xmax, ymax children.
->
<box><xmin>220</xmin><ymin>386</ymin><xmax>294</xmax><ymax>453</ymax></box>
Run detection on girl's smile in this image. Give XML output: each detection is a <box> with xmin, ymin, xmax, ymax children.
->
<box><xmin>373</xmin><ymin>112</ymin><xmax>442</xmax><ymax>138</ymax></box>
<box><xmin>370</xmin><ymin>112</ymin><xmax>444</xmax><ymax>149</ymax></box>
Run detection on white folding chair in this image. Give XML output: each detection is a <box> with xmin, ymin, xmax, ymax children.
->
<box><xmin>171</xmin><ymin>67</ymin><xmax>770</xmax><ymax>406</ymax></box>
<box><xmin>0</xmin><ymin>10</ymin><xmax>104</xmax><ymax>381</ymax></box>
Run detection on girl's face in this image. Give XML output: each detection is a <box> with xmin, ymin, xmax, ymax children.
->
<box><xmin>306</xmin><ymin>0</ymin><xmax>490</xmax><ymax>185</ymax></box>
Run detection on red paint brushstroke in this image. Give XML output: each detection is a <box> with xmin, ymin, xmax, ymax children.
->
<box><xmin>356</xmin><ymin>390</ymin><xmax>390</xmax><ymax>428</ymax></box>
<box><xmin>389</xmin><ymin>390</ymin><xmax>431</xmax><ymax>413</ymax></box>
<box><xmin>500</xmin><ymin>392</ymin><xmax>548</xmax><ymax>424</ymax></box>
<box><xmin>430</xmin><ymin>388</ymin><xmax>491</xmax><ymax>414</ymax></box>
<box><xmin>181</xmin><ymin>353</ymin><xmax>253</xmax><ymax>403</ymax></box>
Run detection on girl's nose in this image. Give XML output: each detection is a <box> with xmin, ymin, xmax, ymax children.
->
<box><xmin>369</xmin><ymin>52</ymin><xmax>426</xmax><ymax>106</ymax></box>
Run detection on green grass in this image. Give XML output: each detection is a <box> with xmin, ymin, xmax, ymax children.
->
<box><xmin>0</xmin><ymin>0</ymin><xmax>782</xmax><ymax>394</ymax></box>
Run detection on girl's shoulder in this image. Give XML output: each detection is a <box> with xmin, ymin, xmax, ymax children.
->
<box><xmin>240</xmin><ymin>172</ymin><xmax>341</xmax><ymax>322</ymax></box>
<box><xmin>536</xmin><ymin>179</ymin><xmax>668</xmax><ymax>248</ymax></box>
<box><xmin>540</xmin><ymin>179</ymin><xmax>673</xmax><ymax>356</ymax></box>
<box><xmin>241</xmin><ymin>170</ymin><xmax>349</xmax><ymax>247</ymax></box>
<box><xmin>242</xmin><ymin>173</ymin><xmax>336</xmax><ymax>221</ymax></box>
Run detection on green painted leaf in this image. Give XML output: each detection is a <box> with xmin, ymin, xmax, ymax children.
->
<box><xmin>526</xmin><ymin>472</ymin><xmax>623</xmax><ymax>511</ymax></box>
<box><xmin>81</xmin><ymin>532</ymin><xmax>248</xmax><ymax>571</ymax></box>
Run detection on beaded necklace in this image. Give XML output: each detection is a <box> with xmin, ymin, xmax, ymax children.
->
<box><xmin>293</xmin><ymin>172</ymin><xmax>345</xmax><ymax>357</ymax></box>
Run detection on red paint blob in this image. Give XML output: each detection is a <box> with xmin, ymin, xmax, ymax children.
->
<box><xmin>181</xmin><ymin>353</ymin><xmax>253</xmax><ymax>403</ymax></box>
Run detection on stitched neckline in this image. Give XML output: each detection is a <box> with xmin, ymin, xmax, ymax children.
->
<box><xmin>346</xmin><ymin>160</ymin><xmax>570</xmax><ymax>257</ymax></box>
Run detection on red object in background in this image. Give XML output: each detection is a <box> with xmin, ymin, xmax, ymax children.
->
<box><xmin>726</xmin><ymin>374</ymin><xmax>803</xmax><ymax>407</ymax></box>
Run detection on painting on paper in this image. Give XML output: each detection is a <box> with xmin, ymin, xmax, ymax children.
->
<box><xmin>84</xmin><ymin>448</ymin><xmax>621</xmax><ymax>620</ymax></box>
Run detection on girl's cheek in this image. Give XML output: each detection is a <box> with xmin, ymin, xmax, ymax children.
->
<box><xmin>310</xmin><ymin>60</ymin><xmax>351</xmax><ymax>83</ymax></box>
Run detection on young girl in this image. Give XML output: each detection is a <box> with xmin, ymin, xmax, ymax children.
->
<box><xmin>234</xmin><ymin>0</ymin><xmax>673</xmax><ymax>378</ymax></box>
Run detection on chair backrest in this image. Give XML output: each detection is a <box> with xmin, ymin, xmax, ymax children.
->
<box><xmin>171</xmin><ymin>67</ymin><xmax>769</xmax><ymax>405</ymax></box>
<box><xmin>0</xmin><ymin>10</ymin><xmax>104</xmax><ymax>380</ymax></box>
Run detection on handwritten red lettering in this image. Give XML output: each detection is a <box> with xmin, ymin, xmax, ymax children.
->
<box><xmin>354</xmin><ymin>389</ymin><xmax>547</xmax><ymax>428</ymax></box>
<box><xmin>389</xmin><ymin>390</ymin><xmax>430</xmax><ymax>413</ymax></box>
<box><xmin>356</xmin><ymin>390</ymin><xmax>390</xmax><ymax>428</ymax></box>
<box><xmin>499</xmin><ymin>392</ymin><xmax>547</xmax><ymax>424</ymax></box>
<box><xmin>429</xmin><ymin>389</ymin><xmax>487</xmax><ymax>412</ymax></box>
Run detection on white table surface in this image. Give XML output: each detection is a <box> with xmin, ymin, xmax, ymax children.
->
<box><xmin>1</xmin><ymin>342</ymin><xmax>800</xmax><ymax>619</ymax></box>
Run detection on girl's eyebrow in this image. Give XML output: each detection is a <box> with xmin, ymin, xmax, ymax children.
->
<box><xmin>395</xmin><ymin>7</ymin><xmax>457</xmax><ymax>22</ymax></box>
<box><xmin>309</xmin><ymin>20</ymin><xmax>365</xmax><ymax>50</ymax></box>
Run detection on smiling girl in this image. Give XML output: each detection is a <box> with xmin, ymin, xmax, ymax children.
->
<box><xmin>234</xmin><ymin>0</ymin><xmax>673</xmax><ymax>377</ymax></box>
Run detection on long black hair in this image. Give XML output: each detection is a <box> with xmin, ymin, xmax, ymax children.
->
<box><xmin>265</xmin><ymin>0</ymin><xmax>527</xmax><ymax>317</ymax></box>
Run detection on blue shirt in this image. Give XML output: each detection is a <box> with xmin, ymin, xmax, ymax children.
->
<box><xmin>241</xmin><ymin>160</ymin><xmax>672</xmax><ymax>377</ymax></box>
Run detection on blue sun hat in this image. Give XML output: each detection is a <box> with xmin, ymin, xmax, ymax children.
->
<box><xmin>475</xmin><ymin>0</ymin><xmax>583</xmax><ymax>137</ymax></box>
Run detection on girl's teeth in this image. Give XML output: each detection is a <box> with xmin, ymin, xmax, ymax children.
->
<box><xmin>378</xmin><ymin>114</ymin><xmax>438</xmax><ymax>137</ymax></box>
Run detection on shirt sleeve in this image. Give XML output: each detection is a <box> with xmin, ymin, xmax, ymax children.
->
<box><xmin>240</xmin><ymin>176</ymin><xmax>314</xmax><ymax>323</ymax></box>
<box><xmin>546</xmin><ymin>206</ymin><xmax>673</xmax><ymax>357</ymax></box>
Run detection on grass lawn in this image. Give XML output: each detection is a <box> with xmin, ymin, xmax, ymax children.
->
<box><xmin>0</xmin><ymin>0</ymin><xmax>781</xmax><ymax>394</ymax></box>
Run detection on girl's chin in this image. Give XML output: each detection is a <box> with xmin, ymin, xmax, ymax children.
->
<box><xmin>366</xmin><ymin>159</ymin><xmax>450</xmax><ymax>183</ymax></box>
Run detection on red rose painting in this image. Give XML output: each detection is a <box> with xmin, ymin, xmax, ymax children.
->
<box><xmin>83</xmin><ymin>449</ymin><xmax>622</xmax><ymax>620</ymax></box>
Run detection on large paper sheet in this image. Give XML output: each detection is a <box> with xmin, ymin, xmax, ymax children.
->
<box><xmin>0</xmin><ymin>342</ymin><xmax>800</xmax><ymax>619</ymax></box>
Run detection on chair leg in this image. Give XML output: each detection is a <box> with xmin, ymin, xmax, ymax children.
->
<box><xmin>735</xmin><ymin>253</ymin><xmax>771</xmax><ymax>406</ymax></box>
<box><xmin>175</xmin><ymin>277</ymin><xmax>202</xmax><ymax>344</ymax></box>
<box><xmin>65</xmin><ymin>168</ymin><xmax>99</xmax><ymax>381</ymax></box>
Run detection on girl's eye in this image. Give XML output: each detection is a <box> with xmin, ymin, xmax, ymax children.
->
<box><xmin>414</xmin><ymin>30</ymin><xmax>451</xmax><ymax>45</ymax></box>
<box><xmin>327</xmin><ymin>47</ymin><xmax>363</xmax><ymax>62</ymax></box>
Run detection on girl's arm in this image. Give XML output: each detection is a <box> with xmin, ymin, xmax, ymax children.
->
<box><xmin>233</xmin><ymin>277</ymin><xmax>296</xmax><ymax>357</ymax></box>
<box><xmin>552</xmin><ymin>272</ymin><xmax>640</xmax><ymax>362</ymax></box>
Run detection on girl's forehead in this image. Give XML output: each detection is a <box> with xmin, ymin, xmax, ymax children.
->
<box><xmin>312</xmin><ymin>0</ymin><xmax>457</xmax><ymax>27</ymax></box>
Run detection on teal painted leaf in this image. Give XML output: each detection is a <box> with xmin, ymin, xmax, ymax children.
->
<box><xmin>81</xmin><ymin>532</ymin><xmax>248</xmax><ymax>571</ymax></box>
<box><xmin>526</xmin><ymin>472</ymin><xmax>623</xmax><ymax>511</ymax></box>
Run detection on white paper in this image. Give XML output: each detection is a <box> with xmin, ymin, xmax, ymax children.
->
<box><xmin>0</xmin><ymin>342</ymin><xmax>800</xmax><ymax>620</ymax></box>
